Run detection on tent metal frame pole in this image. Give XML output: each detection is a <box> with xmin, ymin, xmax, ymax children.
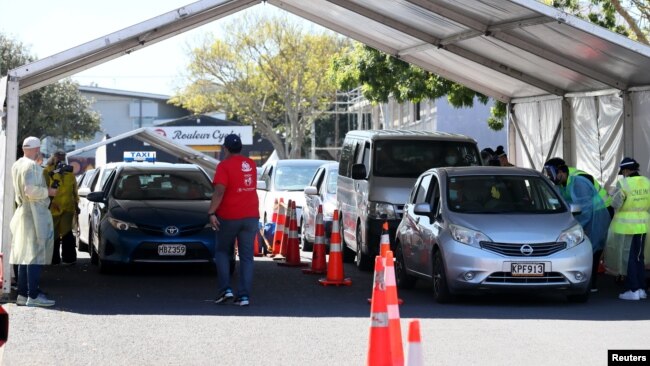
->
<box><xmin>1</xmin><ymin>79</ymin><xmax>19</xmax><ymax>297</ymax></box>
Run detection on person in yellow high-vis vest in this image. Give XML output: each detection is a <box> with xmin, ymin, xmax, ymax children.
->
<box><xmin>43</xmin><ymin>150</ymin><xmax>80</xmax><ymax>265</ymax></box>
<box><xmin>605</xmin><ymin>157</ymin><xmax>650</xmax><ymax>301</ymax></box>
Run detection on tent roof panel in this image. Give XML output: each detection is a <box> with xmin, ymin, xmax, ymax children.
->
<box><xmin>271</xmin><ymin>0</ymin><xmax>650</xmax><ymax>100</ymax></box>
<box><xmin>8</xmin><ymin>0</ymin><xmax>650</xmax><ymax>101</ymax></box>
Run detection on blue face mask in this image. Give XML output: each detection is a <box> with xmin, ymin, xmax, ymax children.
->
<box><xmin>449</xmin><ymin>189</ymin><xmax>458</xmax><ymax>201</ymax></box>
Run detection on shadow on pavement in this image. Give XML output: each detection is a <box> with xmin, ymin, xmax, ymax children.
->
<box><xmin>33</xmin><ymin>252</ymin><xmax>650</xmax><ymax>321</ymax></box>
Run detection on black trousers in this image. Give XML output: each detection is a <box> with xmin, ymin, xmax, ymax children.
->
<box><xmin>52</xmin><ymin>231</ymin><xmax>77</xmax><ymax>264</ymax></box>
<box><xmin>624</xmin><ymin>233</ymin><xmax>646</xmax><ymax>292</ymax></box>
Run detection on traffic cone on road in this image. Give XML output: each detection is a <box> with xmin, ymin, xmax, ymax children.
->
<box><xmin>303</xmin><ymin>205</ymin><xmax>327</xmax><ymax>274</ymax></box>
<box><xmin>406</xmin><ymin>320</ymin><xmax>423</xmax><ymax>366</ymax></box>
<box><xmin>270</xmin><ymin>199</ymin><xmax>286</xmax><ymax>257</ymax></box>
<box><xmin>368</xmin><ymin>224</ymin><xmax>403</xmax><ymax>305</ymax></box>
<box><xmin>319</xmin><ymin>210</ymin><xmax>351</xmax><ymax>286</ymax></box>
<box><xmin>275</xmin><ymin>200</ymin><xmax>292</xmax><ymax>260</ymax></box>
<box><xmin>384</xmin><ymin>250</ymin><xmax>404</xmax><ymax>366</ymax></box>
<box><xmin>278</xmin><ymin>201</ymin><xmax>308</xmax><ymax>267</ymax></box>
<box><xmin>379</xmin><ymin>221</ymin><xmax>390</xmax><ymax>258</ymax></box>
<box><xmin>253</xmin><ymin>233</ymin><xmax>262</xmax><ymax>257</ymax></box>
<box><xmin>367</xmin><ymin>255</ymin><xmax>391</xmax><ymax>366</ymax></box>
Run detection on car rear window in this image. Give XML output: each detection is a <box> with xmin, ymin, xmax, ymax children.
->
<box><xmin>447</xmin><ymin>175</ymin><xmax>566</xmax><ymax>214</ymax></box>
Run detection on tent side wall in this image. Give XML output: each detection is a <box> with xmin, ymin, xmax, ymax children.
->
<box><xmin>509</xmin><ymin>89</ymin><xmax>650</xmax><ymax>190</ymax></box>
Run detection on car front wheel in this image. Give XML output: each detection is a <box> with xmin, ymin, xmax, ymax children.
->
<box><xmin>432</xmin><ymin>249</ymin><xmax>452</xmax><ymax>303</ymax></box>
<box><xmin>301</xmin><ymin>220</ymin><xmax>313</xmax><ymax>252</ymax></box>
<box><xmin>355</xmin><ymin>224</ymin><xmax>373</xmax><ymax>271</ymax></box>
<box><xmin>394</xmin><ymin>241</ymin><xmax>417</xmax><ymax>289</ymax></box>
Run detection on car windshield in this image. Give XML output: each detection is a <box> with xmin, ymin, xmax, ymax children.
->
<box><xmin>446</xmin><ymin>175</ymin><xmax>566</xmax><ymax>214</ymax></box>
<box><xmin>373</xmin><ymin>140</ymin><xmax>480</xmax><ymax>178</ymax></box>
<box><xmin>326</xmin><ymin>170</ymin><xmax>338</xmax><ymax>194</ymax></box>
<box><xmin>274</xmin><ymin>163</ymin><xmax>323</xmax><ymax>191</ymax></box>
<box><xmin>114</xmin><ymin>171</ymin><xmax>213</xmax><ymax>200</ymax></box>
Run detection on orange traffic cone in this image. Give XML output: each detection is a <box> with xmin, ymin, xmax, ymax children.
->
<box><xmin>271</xmin><ymin>199</ymin><xmax>286</xmax><ymax>257</ymax></box>
<box><xmin>379</xmin><ymin>221</ymin><xmax>390</xmax><ymax>258</ymax></box>
<box><xmin>384</xmin><ymin>250</ymin><xmax>404</xmax><ymax>366</ymax></box>
<box><xmin>368</xmin><ymin>224</ymin><xmax>403</xmax><ymax>305</ymax></box>
<box><xmin>303</xmin><ymin>205</ymin><xmax>327</xmax><ymax>274</ymax></box>
<box><xmin>253</xmin><ymin>232</ymin><xmax>263</xmax><ymax>257</ymax></box>
<box><xmin>406</xmin><ymin>320</ymin><xmax>423</xmax><ymax>366</ymax></box>
<box><xmin>278</xmin><ymin>201</ymin><xmax>308</xmax><ymax>267</ymax></box>
<box><xmin>367</xmin><ymin>255</ymin><xmax>391</xmax><ymax>366</ymax></box>
<box><xmin>275</xmin><ymin>199</ymin><xmax>292</xmax><ymax>260</ymax></box>
<box><xmin>319</xmin><ymin>210</ymin><xmax>352</xmax><ymax>286</ymax></box>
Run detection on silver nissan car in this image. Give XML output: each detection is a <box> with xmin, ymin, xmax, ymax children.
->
<box><xmin>395</xmin><ymin>166</ymin><xmax>592</xmax><ymax>303</ymax></box>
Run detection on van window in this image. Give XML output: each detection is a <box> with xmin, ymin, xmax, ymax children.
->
<box><xmin>339</xmin><ymin>140</ymin><xmax>355</xmax><ymax>177</ymax></box>
<box><xmin>373</xmin><ymin>140</ymin><xmax>480</xmax><ymax>178</ymax></box>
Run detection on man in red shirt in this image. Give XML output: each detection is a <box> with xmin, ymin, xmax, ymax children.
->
<box><xmin>208</xmin><ymin>134</ymin><xmax>259</xmax><ymax>306</ymax></box>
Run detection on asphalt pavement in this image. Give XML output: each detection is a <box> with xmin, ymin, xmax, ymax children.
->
<box><xmin>3</xmin><ymin>250</ymin><xmax>650</xmax><ymax>366</ymax></box>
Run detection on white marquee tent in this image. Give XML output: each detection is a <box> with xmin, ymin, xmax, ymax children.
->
<box><xmin>2</xmin><ymin>0</ymin><xmax>650</xmax><ymax>295</ymax></box>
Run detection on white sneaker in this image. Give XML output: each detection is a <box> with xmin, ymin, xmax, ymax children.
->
<box><xmin>26</xmin><ymin>293</ymin><xmax>55</xmax><ymax>307</ymax></box>
<box><xmin>619</xmin><ymin>290</ymin><xmax>640</xmax><ymax>301</ymax></box>
<box><xmin>636</xmin><ymin>289</ymin><xmax>647</xmax><ymax>299</ymax></box>
<box><xmin>16</xmin><ymin>295</ymin><xmax>27</xmax><ymax>306</ymax></box>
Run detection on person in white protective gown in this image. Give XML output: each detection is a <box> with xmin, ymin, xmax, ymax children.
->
<box><xmin>10</xmin><ymin>136</ymin><xmax>57</xmax><ymax>307</ymax></box>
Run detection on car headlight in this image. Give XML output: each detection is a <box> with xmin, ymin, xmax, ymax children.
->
<box><xmin>368</xmin><ymin>201</ymin><xmax>397</xmax><ymax>220</ymax></box>
<box><xmin>323</xmin><ymin>201</ymin><xmax>337</xmax><ymax>219</ymax></box>
<box><xmin>450</xmin><ymin>224</ymin><xmax>491</xmax><ymax>248</ymax></box>
<box><xmin>108</xmin><ymin>217</ymin><xmax>137</xmax><ymax>231</ymax></box>
<box><xmin>557</xmin><ymin>224</ymin><xmax>584</xmax><ymax>248</ymax></box>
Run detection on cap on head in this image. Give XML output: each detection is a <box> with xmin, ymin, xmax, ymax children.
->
<box><xmin>55</xmin><ymin>150</ymin><xmax>66</xmax><ymax>157</ymax></box>
<box><xmin>618</xmin><ymin>157</ymin><xmax>639</xmax><ymax>174</ymax></box>
<box><xmin>22</xmin><ymin>136</ymin><xmax>41</xmax><ymax>149</ymax></box>
<box><xmin>223</xmin><ymin>134</ymin><xmax>242</xmax><ymax>152</ymax></box>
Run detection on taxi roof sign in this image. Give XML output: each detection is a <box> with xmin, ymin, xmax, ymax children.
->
<box><xmin>124</xmin><ymin>151</ymin><xmax>156</xmax><ymax>163</ymax></box>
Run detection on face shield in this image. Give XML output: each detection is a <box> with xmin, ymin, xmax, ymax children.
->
<box><xmin>543</xmin><ymin>165</ymin><xmax>560</xmax><ymax>185</ymax></box>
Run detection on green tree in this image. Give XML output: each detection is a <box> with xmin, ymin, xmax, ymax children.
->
<box><xmin>170</xmin><ymin>11</ymin><xmax>348</xmax><ymax>158</ymax></box>
<box><xmin>546</xmin><ymin>0</ymin><xmax>648</xmax><ymax>45</ymax></box>
<box><xmin>330</xmin><ymin>43</ymin><xmax>506</xmax><ymax>130</ymax></box>
<box><xmin>1</xmin><ymin>34</ymin><xmax>102</xmax><ymax>150</ymax></box>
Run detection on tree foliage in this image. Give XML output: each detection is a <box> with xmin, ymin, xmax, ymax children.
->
<box><xmin>330</xmin><ymin>43</ymin><xmax>506</xmax><ymax>130</ymax></box>
<box><xmin>547</xmin><ymin>0</ymin><xmax>648</xmax><ymax>45</ymax></box>
<box><xmin>170</xmin><ymin>12</ymin><xmax>347</xmax><ymax>159</ymax></box>
<box><xmin>1</xmin><ymin>34</ymin><xmax>101</xmax><ymax>149</ymax></box>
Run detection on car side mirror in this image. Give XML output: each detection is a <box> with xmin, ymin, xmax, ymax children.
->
<box><xmin>414</xmin><ymin>203</ymin><xmax>432</xmax><ymax>216</ymax></box>
<box><xmin>257</xmin><ymin>180</ymin><xmax>267</xmax><ymax>190</ymax></box>
<box><xmin>304</xmin><ymin>186</ymin><xmax>318</xmax><ymax>195</ymax></box>
<box><xmin>569</xmin><ymin>203</ymin><xmax>582</xmax><ymax>216</ymax></box>
<box><xmin>351</xmin><ymin>164</ymin><xmax>367</xmax><ymax>180</ymax></box>
<box><xmin>86</xmin><ymin>191</ymin><xmax>106</xmax><ymax>203</ymax></box>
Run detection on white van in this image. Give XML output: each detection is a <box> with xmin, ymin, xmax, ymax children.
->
<box><xmin>336</xmin><ymin>130</ymin><xmax>481</xmax><ymax>270</ymax></box>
